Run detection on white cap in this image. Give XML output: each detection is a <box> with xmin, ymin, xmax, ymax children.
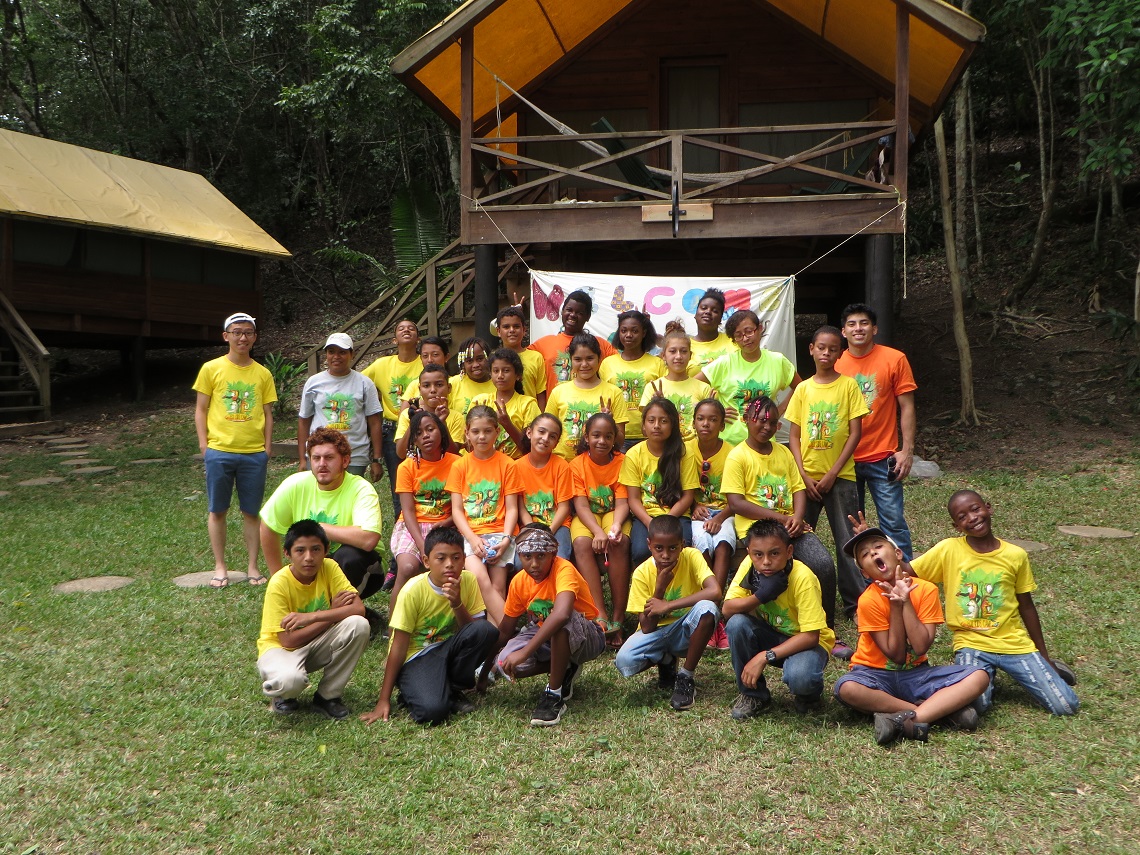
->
<box><xmin>224</xmin><ymin>312</ymin><xmax>256</xmax><ymax>329</ymax></box>
<box><xmin>324</xmin><ymin>332</ymin><xmax>354</xmax><ymax>350</ymax></box>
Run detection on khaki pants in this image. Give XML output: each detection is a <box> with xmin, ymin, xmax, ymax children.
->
<box><xmin>257</xmin><ymin>615</ymin><xmax>369</xmax><ymax>700</ymax></box>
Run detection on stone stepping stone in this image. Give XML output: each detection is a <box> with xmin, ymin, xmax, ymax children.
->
<box><xmin>48</xmin><ymin>445</ymin><xmax>88</xmax><ymax>452</ymax></box>
<box><xmin>1008</xmin><ymin>539</ymin><xmax>1049</xmax><ymax>553</ymax></box>
<box><xmin>192</xmin><ymin>452</ymin><xmax>205</xmax><ymax>461</ymax></box>
<box><xmin>71</xmin><ymin>466</ymin><xmax>116</xmax><ymax>475</ymax></box>
<box><xmin>59</xmin><ymin>458</ymin><xmax>99</xmax><ymax>466</ymax></box>
<box><xmin>173</xmin><ymin>570</ymin><xmax>249</xmax><ymax>589</ymax></box>
<box><xmin>130</xmin><ymin>458</ymin><xmax>171</xmax><ymax>465</ymax></box>
<box><xmin>54</xmin><ymin>576</ymin><xmax>134</xmax><ymax>594</ymax></box>
<box><xmin>18</xmin><ymin>476</ymin><xmax>65</xmax><ymax>486</ymax></box>
<box><xmin>50</xmin><ymin>450</ymin><xmax>90</xmax><ymax>457</ymax></box>
<box><xmin>0</xmin><ymin>491</ymin><xmax>10</xmax><ymax>498</ymax></box>
<box><xmin>1057</xmin><ymin>525</ymin><xmax>1134</xmax><ymax>539</ymax></box>
<box><xmin>44</xmin><ymin>437</ymin><xmax>86</xmax><ymax>446</ymax></box>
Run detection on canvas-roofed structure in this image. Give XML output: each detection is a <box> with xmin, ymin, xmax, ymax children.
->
<box><xmin>0</xmin><ymin>129</ymin><xmax>290</xmax><ymax>420</ymax></box>
<box><xmin>386</xmin><ymin>0</ymin><xmax>985</xmax><ymax>349</ymax></box>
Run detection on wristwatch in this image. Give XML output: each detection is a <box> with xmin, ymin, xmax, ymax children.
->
<box><xmin>765</xmin><ymin>650</ymin><xmax>778</xmax><ymax>665</ymax></box>
<box><xmin>370</xmin><ymin>457</ymin><xmax>382</xmax><ymax>463</ymax></box>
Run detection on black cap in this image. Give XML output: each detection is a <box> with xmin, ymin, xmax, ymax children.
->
<box><xmin>842</xmin><ymin>527</ymin><xmax>898</xmax><ymax>558</ymax></box>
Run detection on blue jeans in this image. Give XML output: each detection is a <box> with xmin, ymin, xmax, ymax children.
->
<box><xmin>725</xmin><ymin>612</ymin><xmax>828</xmax><ymax>701</ymax></box>
<box><xmin>614</xmin><ymin>600</ymin><xmax>719</xmax><ymax>677</ymax></box>
<box><xmin>954</xmin><ymin>648</ymin><xmax>1079</xmax><ymax>716</ymax></box>
<box><xmin>629</xmin><ymin>516</ymin><xmax>693</xmax><ymax>568</ymax></box>
<box><xmin>204</xmin><ymin>449</ymin><xmax>267</xmax><ymax>515</ymax></box>
<box><xmin>854</xmin><ymin>457</ymin><xmax>913</xmax><ymax>560</ymax></box>
<box><xmin>554</xmin><ymin>526</ymin><xmax>573</xmax><ymax>561</ymax></box>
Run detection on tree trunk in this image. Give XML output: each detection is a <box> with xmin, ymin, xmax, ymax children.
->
<box><xmin>1003</xmin><ymin>176</ymin><xmax>1057</xmax><ymax>307</ymax></box>
<box><xmin>1134</xmin><ymin>253</ymin><xmax>1140</xmax><ymax>325</ymax></box>
<box><xmin>968</xmin><ymin>75</ymin><xmax>983</xmax><ymax>267</ymax></box>
<box><xmin>935</xmin><ymin>117</ymin><xmax>978</xmax><ymax>425</ymax></box>
<box><xmin>954</xmin><ymin>70</ymin><xmax>971</xmax><ymax>299</ymax></box>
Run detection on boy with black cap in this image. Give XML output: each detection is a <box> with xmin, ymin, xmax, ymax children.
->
<box><xmin>834</xmin><ymin>525</ymin><xmax>990</xmax><ymax>745</ymax></box>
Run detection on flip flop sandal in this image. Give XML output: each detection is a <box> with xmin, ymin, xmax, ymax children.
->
<box><xmin>209</xmin><ymin>575</ymin><xmax>229</xmax><ymax>589</ymax></box>
<box><xmin>247</xmin><ymin>573</ymin><xmax>268</xmax><ymax>586</ymax></box>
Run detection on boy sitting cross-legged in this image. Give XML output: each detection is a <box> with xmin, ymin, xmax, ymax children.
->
<box><xmin>723</xmin><ymin>520</ymin><xmax>833</xmax><ymax>720</ymax></box>
<box><xmin>614</xmin><ymin>514</ymin><xmax>721</xmax><ymax>711</ymax></box>
<box><xmin>256</xmin><ymin>520</ymin><xmax>369</xmax><ymax>720</ymax></box>
<box><xmin>906</xmin><ymin>490</ymin><xmax>1079</xmax><ymax>716</ymax></box>
<box><xmin>361</xmin><ymin>527</ymin><xmax>498</xmax><ymax>726</ymax></box>
<box><xmin>480</xmin><ymin>523</ymin><xmax>607</xmax><ymax>727</ymax></box>
<box><xmin>834</xmin><ymin>527</ymin><xmax>991</xmax><ymax>745</ymax></box>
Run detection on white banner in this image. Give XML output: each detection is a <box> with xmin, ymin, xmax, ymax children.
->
<box><xmin>529</xmin><ymin>270</ymin><xmax>796</xmax><ymax>363</ymax></box>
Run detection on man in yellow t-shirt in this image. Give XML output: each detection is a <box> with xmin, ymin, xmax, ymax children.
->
<box><xmin>192</xmin><ymin>312</ymin><xmax>277</xmax><ymax>588</ymax></box>
<box><xmin>614</xmin><ymin>516</ymin><xmax>720</xmax><ymax>711</ymax></box>
<box><xmin>257</xmin><ymin>520</ymin><xmax>369</xmax><ymax>719</ymax></box>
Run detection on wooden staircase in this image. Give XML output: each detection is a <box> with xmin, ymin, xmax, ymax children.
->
<box><xmin>0</xmin><ymin>292</ymin><xmax>50</xmax><ymax>423</ymax></box>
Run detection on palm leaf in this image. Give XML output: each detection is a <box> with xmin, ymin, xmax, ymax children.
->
<box><xmin>390</xmin><ymin>181</ymin><xmax>447</xmax><ymax>276</ymax></box>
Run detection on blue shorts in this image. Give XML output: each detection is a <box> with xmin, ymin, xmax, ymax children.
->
<box><xmin>833</xmin><ymin>662</ymin><xmax>987</xmax><ymax>706</ymax></box>
<box><xmin>204</xmin><ymin>449</ymin><xmax>268</xmax><ymax>515</ymax></box>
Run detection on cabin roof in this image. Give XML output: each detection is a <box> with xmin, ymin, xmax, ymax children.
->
<box><xmin>0</xmin><ymin>129</ymin><xmax>290</xmax><ymax>258</ymax></box>
<box><xmin>392</xmin><ymin>0</ymin><xmax>985</xmax><ymax>129</ymax></box>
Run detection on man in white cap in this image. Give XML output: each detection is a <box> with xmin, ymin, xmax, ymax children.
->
<box><xmin>193</xmin><ymin>312</ymin><xmax>278</xmax><ymax>587</ymax></box>
<box><xmin>297</xmin><ymin>332</ymin><xmax>383</xmax><ymax>479</ymax></box>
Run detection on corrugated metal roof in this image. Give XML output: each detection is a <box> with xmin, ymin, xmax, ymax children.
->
<box><xmin>393</xmin><ymin>0</ymin><xmax>985</xmax><ymax>129</ymax></box>
<box><xmin>0</xmin><ymin>130</ymin><xmax>290</xmax><ymax>257</ymax></box>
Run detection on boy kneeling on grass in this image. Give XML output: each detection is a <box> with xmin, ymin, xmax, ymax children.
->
<box><xmin>834</xmin><ymin>527</ymin><xmax>990</xmax><ymax>745</ymax></box>
<box><xmin>480</xmin><ymin>524</ymin><xmax>606</xmax><ymax>727</ymax></box>
<box><xmin>257</xmin><ymin>520</ymin><xmax>369</xmax><ymax>720</ymax></box>
<box><xmin>361</xmin><ymin>527</ymin><xmax>498</xmax><ymax>726</ymax></box>
<box><xmin>614</xmin><ymin>515</ymin><xmax>721</xmax><ymax>711</ymax></box>
<box><xmin>723</xmin><ymin>520</ymin><xmax>833</xmax><ymax>720</ymax></box>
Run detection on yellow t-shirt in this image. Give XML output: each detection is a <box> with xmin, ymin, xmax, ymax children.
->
<box><xmin>619</xmin><ymin>441</ymin><xmax>701</xmax><ymax>516</ymax></box>
<box><xmin>639</xmin><ymin>376</ymin><xmax>715</xmax><ymax>442</ymax></box>
<box><xmin>388</xmin><ymin>571</ymin><xmax>486</xmax><ymax>664</ymax></box>
<box><xmin>192</xmin><ymin>355</ymin><xmax>277</xmax><ymax>453</ymax></box>
<box><xmin>470</xmin><ymin>392</ymin><xmax>541</xmax><ymax>459</ymax></box>
<box><xmin>362</xmin><ymin>355</ymin><xmax>423</xmax><ymax>421</ymax></box>
<box><xmin>722</xmin><ymin>442</ymin><xmax>806</xmax><ymax>538</ymax></box>
<box><xmin>257</xmin><ymin>558</ymin><xmax>356</xmax><ymax>656</ymax></box>
<box><xmin>395</xmin><ymin>406</ymin><xmax>464</xmax><ymax>452</ymax></box>
<box><xmin>685</xmin><ymin>438</ymin><xmax>735</xmax><ymax>512</ymax></box>
<box><xmin>784</xmin><ymin>374</ymin><xmax>869</xmax><ymax>481</ymax></box>
<box><xmin>544</xmin><ymin>380</ymin><xmax>629</xmax><ymax>461</ymax></box>
<box><xmin>725</xmin><ymin>556</ymin><xmax>835</xmax><ymax>651</ymax></box>
<box><xmin>449</xmin><ymin>375</ymin><xmax>496</xmax><ymax>419</ymax></box>
<box><xmin>911</xmin><ymin>537</ymin><xmax>1039</xmax><ymax>655</ymax></box>
<box><xmin>688</xmin><ymin>333</ymin><xmax>737</xmax><ymax>378</ymax></box>
<box><xmin>517</xmin><ymin>349</ymin><xmax>548</xmax><ymax>400</ymax></box>
<box><xmin>600</xmin><ymin>353</ymin><xmax>666</xmax><ymax>440</ymax></box>
<box><xmin>627</xmin><ymin>547</ymin><xmax>713</xmax><ymax>626</ymax></box>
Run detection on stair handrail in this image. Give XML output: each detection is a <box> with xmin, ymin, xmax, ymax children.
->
<box><xmin>0</xmin><ymin>289</ymin><xmax>51</xmax><ymax>415</ymax></box>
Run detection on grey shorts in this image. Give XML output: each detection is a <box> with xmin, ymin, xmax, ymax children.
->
<box><xmin>496</xmin><ymin>610</ymin><xmax>606</xmax><ymax>673</ymax></box>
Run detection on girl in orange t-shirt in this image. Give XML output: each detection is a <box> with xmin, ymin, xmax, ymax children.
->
<box><xmin>569</xmin><ymin>411</ymin><xmax>631</xmax><ymax>645</ymax></box>
<box><xmin>445</xmin><ymin>405</ymin><xmax>521</xmax><ymax>623</ymax></box>
<box><xmin>389</xmin><ymin>410</ymin><xmax>459</xmax><ymax>615</ymax></box>
<box><xmin>512</xmin><ymin>413</ymin><xmax>574</xmax><ymax>560</ymax></box>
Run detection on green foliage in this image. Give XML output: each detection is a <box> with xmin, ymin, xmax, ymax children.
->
<box><xmin>390</xmin><ymin>180</ymin><xmax>448</xmax><ymax>275</ymax></box>
<box><xmin>263</xmin><ymin>351</ymin><xmax>306</xmax><ymax>417</ymax></box>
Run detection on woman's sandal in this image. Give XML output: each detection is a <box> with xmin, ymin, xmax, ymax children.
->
<box><xmin>209</xmin><ymin>573</ymin><xmax>229</xmax><ymax>589</ymax></box>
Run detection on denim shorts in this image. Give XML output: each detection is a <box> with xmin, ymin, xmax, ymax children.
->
<box><xmin>204</xmin><ymin>449</ymin><xmax>268</xmax><ymax>514</ymax></box>
<box><xmin>833</xmin><ymin>662</ymin><xmax>987</xmax><ymax>706</ymax></box>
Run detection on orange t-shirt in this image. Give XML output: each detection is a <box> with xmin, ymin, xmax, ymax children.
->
<box><xmin>395</xmin><ymin>452</ymin><xmax>459</xmax><ymax>523</ymax></box>
<box><xmin>444</xmin><ymin>450</ymin><xmax>522</xmax><ymax>535</ymax></box>
<box><xmin>504</xmin><ymin>556</ymin><xmax>599</xmax><ymax>623</ymax></box>
<box><xmin>569</xmin><ymin>452</ymin><xmax>627</xmax><ymax>516</ymax></box>
<box><xmin>528</xmin><ymin>332</ymin><xmax>617</xmax><ymax>395</ymax></box>
<box><xmin>850</xmin><ymin>576</ymin><xmax>944</xmax><ymax>670</ymax></box>
<box><xmin>512</xmin><ymin>454</ymin><xmax>573</xmax><ymax>529</ymax></box>
<box><xmin>835</xmin><ymin>344</ymin><xmax>917</xmax><ymax>463</ymax></box>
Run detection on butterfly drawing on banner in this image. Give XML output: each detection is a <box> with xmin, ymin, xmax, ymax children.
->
<box><xmin>610</xmin><ymin>285</ymin><xmax>635</xmax><ymax>313</ymax></box>
<box><xmin>532</xmin><ymin>281</ymin><xmax>565</xmax><ymax>321</ymax></box>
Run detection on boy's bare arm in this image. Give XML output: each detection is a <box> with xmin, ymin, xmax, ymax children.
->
<box><xmin>1016</xmin><ymin>593</ymin><xmax>1052</xmax><ymax>662</ymax></box>
<box><xmin>194</xmin><ymin>392</ymin><xmax>211</xmax><ymax>453</ymax></box>
<box><xmin>896</xmin><ymin>580</ymin><xmax>937</xmax><ymax>657</ymax></box>
<box><xmin>788</xmin><ymin>423</ymin><xmax>820</xmax><ymax>500</ymax></box>
<box><xmin>361</xmin><ymin>630</ymin><xmax>411</xmax><ymax>723</ymax></box>
<box><xmin>818</xmin><ymin>417</ymin><xmax>862</xmax><ymax>493</ymax></box>
<box><xmin>502</xmin><ymin>591</ymin><xmax>576</xmax><ymax>676</ymax></box>
<box><xmin>478</xmin><ymin>613</ymin><xmax>520</xmax><ymax>688</ymax></box>
<box><xmin>896</xmin><ymin>392</ymin><xmax>916</xmax><ymax>480</ymax></box>
<box><xmin>260</xmin><ymin>522</ymin><xmax>285</xmax><ymax>574</ymax></box>
<box><xmin>278</xmin><ymin>594</ymin><xmax>364</xmax><ymax>648</ymax></box>
<box><xmin>740</xmin><ymin>629</ymin><xmax>818</xmax><ymax>689</ymax></box>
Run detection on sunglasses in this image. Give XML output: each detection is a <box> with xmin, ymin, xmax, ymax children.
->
<box><xmin>699</xmin><ymin>459</ymin><xmax>711</xmax><ymax>487</ymax></box>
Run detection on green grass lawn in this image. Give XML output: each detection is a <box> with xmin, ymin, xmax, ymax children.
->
<box><xmin>1</xmin><ymin>413</ymin><xmax>1137</xmax><ymax>854</ymax></box>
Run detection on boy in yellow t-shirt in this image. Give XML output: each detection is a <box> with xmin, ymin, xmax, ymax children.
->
<box><xmin>257</xmin><ymin>520</ymin><xmax>368</xmax><ymax>720</ymax></box>
<box><xmin>906</xmin><ymin>490</ymin><xmax>1079</xmax><ymax>716</ymax></box>
<box><xmin>496</xmin><ymin>305</ymin><xmax>549</xmax><ymax>408</ymax></box>
<box><xmin>193</xmin><ymin>312</ymin><xmax>277</xmax><ymax>588</ymax></box>
<box><xmin>614</xmin><ymin>515</ymin><xmax>721</xmax><ymax>711</ymax></box>
<box><xmin>361</xmin><ymin>527</ymin><xmax>497</xmax><ymax>726</ymax></box>
<box><xmin>361</xmin><ymin>318</ymin><xmax>422</xmax><ymax>514</ymax></box>
<box><xmin>786</xmin><ymin>325</ymin><xmax>870</xmax><ymax>627</ymax></box>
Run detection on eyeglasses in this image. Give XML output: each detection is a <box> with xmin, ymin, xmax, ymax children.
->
<box><xmin>699</xmin><ymin>459</ymin><xmax>711</xmax><ymax>487</ymax></box>
<box><xmin>227</xmin><ymin>330</ymin><xmax>256</xmax><ymax>338</ymax></box>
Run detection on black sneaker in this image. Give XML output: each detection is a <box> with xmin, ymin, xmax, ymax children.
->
<box><xmin>312</xmin><ymin>693</ymin><xmax>351</xmax><ymax>720</ymax></box>
<box><xmin>793</xmin><ymin>693</ymin><xmax>822</xmax><ymax>714</ymax></box>
<box><xmin>873</xmin><ymin>710</ymin><xmax>929</xmax><ymax>745</ymax></box>
<box><xmin>730</xmin><ymin>693</ymin><xmax>770</xmax><ymax>721</ymax></box>
<box><xmin>450</xmin><ymin>691</ymin><xmax>475</xmax><ymax>716</ymax></box>
<box><xmin>530</xmin><ymin>689</ymin><xmax>565</xmax><ymax>726</ymax></box>
<box><xmin>944</xmin><ymin>705</ymin><xmax>979</xmax><ymax>732</ymax></box>
<box><xmin>270</xmin><ymin>697</ymin><xmax>299</xmax><ymax>715</ymax></box>
<box><xmin>670</xmin><ymin>671</ymin><xmax>696</xmax><ymax>711</ymax></box>
<box><xmin>657</xmin><ymin>657</ymin><xmax>677</xmax><ymax>690</ymax></box>
<box><xmin>364</xmin><ymin>606</ymin><xmax>386</xmax><ymax>640</ymax></box>
<box><xmin>561</xmin><ymin>661</ymin><xmax>580</xmax><ymax>701</ymax></box>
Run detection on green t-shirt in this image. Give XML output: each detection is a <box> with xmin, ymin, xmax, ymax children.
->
<box><xmin>260</xmin><ymin>472</ymin><xmax>382</xmax><ymax>548</ymax></box>
<box><xmin>702</xmin><ymin>350</ymin><xmax>796</xmax><ymax>444</ymax></box>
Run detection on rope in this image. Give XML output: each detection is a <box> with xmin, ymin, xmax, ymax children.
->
<box><xmin>792</xmin><ymin>198</ymin><xmax>906</xmax><ymax>278</ymax></box>
<box><xmin>458</xmin><ymin>192</ymin><xmax>535</xmax><ymax>275</ymax></box>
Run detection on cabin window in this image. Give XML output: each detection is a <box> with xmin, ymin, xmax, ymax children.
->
<box><xmin>204</xmin><ymin>250</ymin><xmax>255</xmax><ymax>290</ymax></box>
<box><xmin>151</xmin><ymin>241</ymin><xmax>203</xmax><ymax>284</ymax></box>
<box><xmin>738</xmin><ymin>100</ymin><xmax>872</xmax><ymax>186</ymax></box>
<box><xmin>13</xmin><ymin>221</ymin><xmax>80</xmax><ymax>267</ymax></box>
<box><xmin>84</xmin><ymin>231</ymin><xmax>143</xmax><ymax>276</ymax></box>
<box><xmin>664</xmin><ymin>64</ymin><xmax>722</xmax><ymax>174</ymax></box>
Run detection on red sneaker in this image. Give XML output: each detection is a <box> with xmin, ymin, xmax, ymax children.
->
<box><xmin>715</xmin><ymin>621</ymin><xmax>730</xmax><ymax>650</ymax></box>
